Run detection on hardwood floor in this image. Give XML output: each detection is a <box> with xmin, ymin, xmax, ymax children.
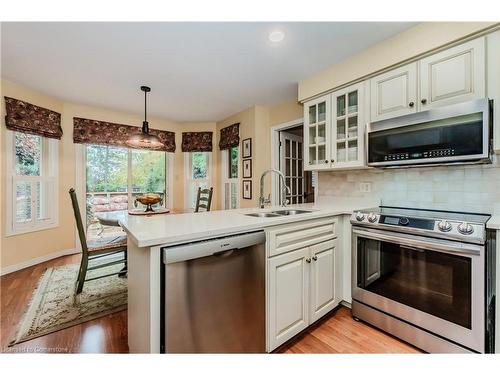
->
<box><xmin>277</xmin><ymin>307</ymin><xmax>422</xmax><ymax>353</ymax></box>
<box><xmin>1</xmin><ymin>254</ymin><xmax>128</xmax><ymax>353</ymax></box>
<box><xmin>1</xmin><ymin>255</ymin><xmax>421</xmax><ymax>354</ymax></box>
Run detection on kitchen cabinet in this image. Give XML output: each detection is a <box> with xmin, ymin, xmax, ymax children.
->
<box><xmin>266</xmin><ymin>218</ymin><xmax>341</xmax><ymax>351</ymax></box>
<box><xmin>331</xmin><ymin>83</ymin><xmax>365</xmax><ymax>168</ymax></box>
<box><xmin>369</xmin><ymin>37</ymin><xmax>485</xmax><ymax>123</ymax></box>
<box><xmin>303</xmin><ymin>83</ymin><xmax>366</xmax><ymax>171</ymax></box>
<box><xmin>304</xmin><ymin>94</ymin><xmax>331</xmax><ymax>170</ymax></box>
<box><xmin>267</xmin><ymin>239</ymin><xmax>340</xmax><ymax>350</ymax></box>
<box><xmin>309</xmin><ymin>239</ymin><xmax>340</xmax><ymax>323</ymax></box>
<box><xmin>419</xmin><ymin>38</ymin><xmax>485</xmax><ymax>110</ymax></box>
<box><xmin>268</xmin><ymin>247</ymin><xmax>310</xmax><ymax>351</ymax></box>
<box><xmin>370</xmin><ymin>63</ymin><xmax>418</xmax><ymax>122</ymax></box>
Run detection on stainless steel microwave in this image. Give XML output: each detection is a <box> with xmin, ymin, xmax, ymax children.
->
<box><xmin>367</xmin><ymin>99</ymin><xmax>492</xmax><ymax>167</ymax></box>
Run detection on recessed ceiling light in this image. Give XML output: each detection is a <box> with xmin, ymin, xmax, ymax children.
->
<box><xmin>268</xmin><ymin>30</ymin><xmax>285</xmax><ymax>43</ymax></box>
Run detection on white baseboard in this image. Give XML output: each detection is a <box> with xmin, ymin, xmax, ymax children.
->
<box><xmin>0</xmin><ymin>248</ymin><xmax>80</xmax><ymax>276</ymax></box>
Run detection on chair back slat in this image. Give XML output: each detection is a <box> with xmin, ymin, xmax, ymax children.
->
<box><xmin>69</xmin><ymin>188</ymin><xmax>88</xmax><ymax>255</ymax></box>
<box><xmin>195</xmin><ymin>187</ymin><xmax>213</xmax><ymax>212</ymax></box>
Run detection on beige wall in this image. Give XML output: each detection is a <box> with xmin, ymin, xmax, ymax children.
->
<box><xmin>1</xmin><ymin>80</ymin><xmax>67</xmax><ymax>270</ymax></box>
<box><xmin>298</xmin><ymin>22</ymin><xmax>499</xmax><ymax>101</ymax></box>
<box><xmin>215</xmin><ymin>100</ymin><xmax>303</xmax><ymax>208</ymax></box>
<box><xmin>216</xmin><ymin>106</ymin><xmax>257</xmax><ymax>208</ymax></box>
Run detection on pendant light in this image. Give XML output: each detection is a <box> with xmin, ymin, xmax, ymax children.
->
<box><xmin>126</xmin><ymin>86</ymin><xmax>164</xmax><ymax>150</ymax></box>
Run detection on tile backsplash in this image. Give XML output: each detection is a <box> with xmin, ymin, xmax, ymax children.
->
<box><xmin>318</xmin><ymin>156</ymin><xmax>500</xmax><ymax>214</ymax></box>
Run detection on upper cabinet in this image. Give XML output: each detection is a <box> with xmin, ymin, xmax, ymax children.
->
<box><xmin>419</xmin><ymin>38</ymin><xmax>485</xmax><ymax>110</ymax></box>
<box><xmin>370</xmin><ymin>63</ymin><xmax>417</xmax><ymax>122</ymax></box>
<box><xmin>304</xmin><ymin>95</ymin><xmax>331</xmax><ymax>170</ymax></box>
<box><xmin>331</xmin><ymin>83</ymin><xmax>365</xmax><ymax>168</ymax></box>
<box><xmin>370</xmin><ymin>37</ymin><xmax>486</xmax><ymax>122</ymax></box>
<box><xmin>304</xmin><ymin>83</ymin><xmax>366</xmax><ymax>171</ymax></box>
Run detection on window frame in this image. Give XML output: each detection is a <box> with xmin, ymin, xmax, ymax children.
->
<box><xmin>5</xmin><ymin>130</ymin><xmax>59</xmax><ymax>236</ymax></box>
<box><xmin>221</xmin><ymin>146</ymin><xmax>240</xmax><ymax>210</ymax></box>
<box><xmin>184</xmin><ymin>151</ymin><xmax>212</xmax><ymax>210</ymax></box>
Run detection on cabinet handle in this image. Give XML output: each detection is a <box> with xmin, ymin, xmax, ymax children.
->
<box><xmin>421</xmin><ymin>98</ymin><xmax>427</xmax><ymax>104</ymax></box>
<box><xmin>312</xmin><ymin>255</ymin><xmax>318</xmax><ymax>261</ymax></box>
<box><xmin>331</xmin><ymin>159</ymin><xmax>335</xmax><ymax>163</ymax></box>
<box><xmin>306</xmin><ymin>258</ymin><xmax>311</xmax><ymax>263</ymax></box>
<box><xmin>409</xmin><ymin>101</ymin><xmax>414</xmax><ymax>107</ymax></box>
<box><xmin>325</xmin><ymin>160</ymin><xmax>329</xmax><ymax>164</ymax></box>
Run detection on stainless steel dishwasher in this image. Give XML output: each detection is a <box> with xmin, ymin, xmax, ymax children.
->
<box><xmin>162</xmin><ymin>231</ymin><xmax>266</xmax><ymax>353</ymax></box>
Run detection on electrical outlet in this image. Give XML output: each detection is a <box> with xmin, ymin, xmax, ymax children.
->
<box><xmin>359</xmin><ymin>182</ymin><xmax>372</xmax><ymax>193</ymax></box>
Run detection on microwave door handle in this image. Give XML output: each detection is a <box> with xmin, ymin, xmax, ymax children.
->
<box><xmin>353</xmin><ymin>228</ymin><xmax>481</xmax><ymax>257</ymax></box>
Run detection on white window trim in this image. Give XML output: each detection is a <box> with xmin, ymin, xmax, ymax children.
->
<box><xmin>184</xmin><ymin>151</ymin><xmax>212</xmax><ymax>211</ymax></box>
<box><xmin>5</xmin><ymin>130</ymin><xmax>59</xmax><ymax>236</ymax></box>
<box><xmin>221</xmin><ymin>147</ymin><xmax>240</xmax><ymax>210</ymax></box>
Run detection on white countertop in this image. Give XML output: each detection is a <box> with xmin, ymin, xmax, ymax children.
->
<box><xmin>487</xmin><ymin>215</ymin><xmax>500</xmax><ymax>230</ymax></box>
<box><xmin>120</xmin><ymin>197</ymin><xmax>378</xmax><ymax>248</ymax></box>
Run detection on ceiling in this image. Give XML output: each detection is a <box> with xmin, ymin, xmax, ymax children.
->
<box><xmin>1</xmin><ymin>22</ymin><xmax>416</xmax><ymax>122</ymax></box>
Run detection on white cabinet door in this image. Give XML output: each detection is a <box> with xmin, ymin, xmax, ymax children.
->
<box><xmin>303</xmin><ymin>95</ymin><xmax>331</xmax><ymax>171</ymax></box>
<box><xmin>309</xmin><ymin>239</ymin><xmax>340</xmax><ymax>323</ymax></box>
<box><xmin>268</xmin><ymin>247</ymin><xmax>310</xmax><ymax>351</ymax></box>
<box><xmin>370</xmin><ymin>62</ymin><xmax>418</xmax><ymax>122</ymax></box>
<box><xmin>331</xmin><ymin>83</ymin><xmax>366</xmax><ymax>168</ymax></box>
<box><xmin>419</xmin><ymin>38</ymin><xmax>485</xmax><ymax>110</ymax></box>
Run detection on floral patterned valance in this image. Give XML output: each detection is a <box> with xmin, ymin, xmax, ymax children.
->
<box><xmin>181</xmin><ymin>132</ymin><xmax>213</xmax><ymax>152</ymax></box>
<box><xmin>4</xmin><ymin>96</ymin><xmax>63</xmax><ymax>139</ymax></box>
<box><xmin>219</xmin><ymin>123</ymin><xmax>240</xmax><ymax>150</ymax></box>
<box><xmin>73</xmin><ymin>117</ymin><xmax>176</xmax><ymax>152</ymax></box>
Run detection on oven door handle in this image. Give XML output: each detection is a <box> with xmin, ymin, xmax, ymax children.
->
<box><xmin>352</xmin><ymin>228</ymin><xmax>482</xmax><ymax>256</ymax></box>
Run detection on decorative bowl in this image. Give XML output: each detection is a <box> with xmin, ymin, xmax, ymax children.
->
<box><xmin>134</xmin><ymin>193</ymin><xmax>163</xmax><ymax>212</ymax></box>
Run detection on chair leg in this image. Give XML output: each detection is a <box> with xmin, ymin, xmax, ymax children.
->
<box><xmin>118</xmin><ymin>249</ymin><xmax>128</xmax><ymax>278</ymax></box>
<box><xmin>75</xmin><ymin>255</ymin><xmax>88</xmax><ymax>295</ymax></box>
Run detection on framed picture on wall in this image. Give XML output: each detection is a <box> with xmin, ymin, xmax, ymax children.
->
<box><xmin>242</xmin><ymin>138</ymin><xmax>252</xmax><ymax>158</ymax></box>
<box><xmin>243</xmin><ymin>159</ymin><xmax>252</xmax><ymax>178</ymax></box>
<box><xmin>242</xmin><ymin>180</ymin><xmax>252</xmax><ymax>199</ymax></box>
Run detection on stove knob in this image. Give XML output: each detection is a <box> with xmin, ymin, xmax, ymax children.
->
<box><xmin>355</xmin><ymin>212</ymin><xmax>366</xmax><ymax>221</ymax></box>
<box><xmin>399</xmin><ymin>217</ymin><xmax>410</xmax><ymax>226</ymax></box>
<box><xmin>458</xmin><ymin>222</ymin><xmax>474</xmax><ymax>235</ymax></box>
<box><xmin>367</xmin><ymin>213</ymin><xmax>378</xmax><ymax>223</ymax></box>
<box><xmin>437</xmin><ymin>220</ymin><xmax>452</xmax><ymax>232</ymax></box>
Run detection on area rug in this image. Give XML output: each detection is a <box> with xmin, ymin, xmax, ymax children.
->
<box><xmin>10</xmin><ymin>261</ymin><xmax>127</xmax><ymax>345</ymax></box>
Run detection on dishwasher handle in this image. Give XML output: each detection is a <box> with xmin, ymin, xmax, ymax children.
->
<box><xmin>163</xmin><ymin>231</ymin><xmax>265</xmax><ymax>264</ymax></box>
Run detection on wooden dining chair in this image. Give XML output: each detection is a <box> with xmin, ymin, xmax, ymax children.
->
<box><xmin>69</xmin><ymin>188</ymin><xmax>128</xmax><ymax>295</ymax></box>
<box><xmin>194</xmin><ymin>187</ymin><xmax>213</xmax><ymax>212</ymax></box>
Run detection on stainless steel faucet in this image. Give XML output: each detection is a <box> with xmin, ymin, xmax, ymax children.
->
<box><xmin>259</xmin><ymin>169</ymin><xmax>291</xmax><ymax>209</ymax></box>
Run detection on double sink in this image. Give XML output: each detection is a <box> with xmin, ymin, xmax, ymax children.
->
<box><xmin>245</xmin><ymin>209</ymin><xmax>312</xmax><ymax>218</ymax></box>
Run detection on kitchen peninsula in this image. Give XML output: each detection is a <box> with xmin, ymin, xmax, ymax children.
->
<box><xmin>120</xmin><ymin>198</ymin><xmax>378</xmax><ymax>353</ymax></box>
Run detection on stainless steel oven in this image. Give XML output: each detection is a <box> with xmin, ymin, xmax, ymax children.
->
<box><xmin>351</xmin><ymin>207</ymin><xmax>495</xmax><ymax>353</ymax></box>
<box><xmin>367</xmin><ymin>99</ymin><xmax>491</xmax><ymax>167</ymax></box>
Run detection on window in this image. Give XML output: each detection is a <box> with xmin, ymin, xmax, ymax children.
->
<box><xmin>85</xmin><ymin>145</ymin><xmax>171</xmax><ymax>240</ymax></box>
<box><xmin>185</xmin><ymin>152</ymin><xmax>211</xmax><ymax>210</ymax></box>
<box><xmin>6</xmin><ymin>131</ymin><xmax>58</xmax><ymax>235</ymax></box>
<box><xmin>222</xmin><ymin>146</ymin><xmax>239</xmax><ymax>209</ymax></box>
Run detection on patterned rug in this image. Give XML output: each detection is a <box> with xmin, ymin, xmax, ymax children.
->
<box><xmin>10</xmin><ymin>260</ymin><xmax>127</xmax><ymax>345</ymax></box>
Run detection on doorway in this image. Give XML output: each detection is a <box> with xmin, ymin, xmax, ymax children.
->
<box><xmin>272</xmin><ymin>122</ymin><xmax>316</xmax><ymax>205</ymax></box>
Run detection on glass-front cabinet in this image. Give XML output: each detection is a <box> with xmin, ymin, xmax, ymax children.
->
<box><xmin>331</xmin><ymin>83</ymin><xmax>365</xmax><ymax>168</ymax></box>
<box><xmin>304</xmin><ymin>95</ymin><xmax>331</xmax><ymax>170</ymax></box>
<box><xmin>303</xmin><ymin>83</ymin><xmax>365</xmax><ymax>171</ymax></box>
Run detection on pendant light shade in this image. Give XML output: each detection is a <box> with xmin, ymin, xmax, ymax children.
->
<box><xmin>126</xmin><ymin>86</ymin><xmax>164</xmax><ymax>150</ymax></box>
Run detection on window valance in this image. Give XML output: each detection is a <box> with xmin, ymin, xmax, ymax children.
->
<box><xmin>219</xmin><ymin>123</ymin><xmax>240</xmax><ymax>150</ymax></box>
<box><xmin>4</xmin><ymin>96</ymin><xmax>63</xmax><ymax>139</ymax></box>
<box><xmin>181</xmin><ymin>132</ymin><xmax>213</xmax><ymax>152</ymax></box>
<box><xmin>73</xmin><ymin>117</ymin><xmax>176</xmax><ymax>152</ymax></box>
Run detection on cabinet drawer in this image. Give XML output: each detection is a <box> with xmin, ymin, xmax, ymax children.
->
<box><xmin>266</xmin><ymin>218</ymin><xmax>338</xmax><ymax>257</ymax></box>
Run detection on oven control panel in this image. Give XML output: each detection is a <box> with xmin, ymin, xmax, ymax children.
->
<box><xmin>350</xmin><ymin>211</ymin><xmax>486</xmax><ymax>243</ymax></box>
